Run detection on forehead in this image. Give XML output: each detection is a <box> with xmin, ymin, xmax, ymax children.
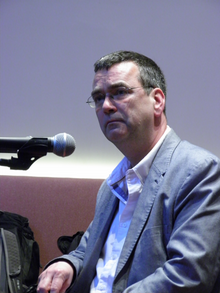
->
<box><xmin>92</xmin><ymin>61</ymin><xmax>140</xmax><ymax>89</ymax></box>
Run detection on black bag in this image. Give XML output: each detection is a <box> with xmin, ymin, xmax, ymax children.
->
<box><xmin>57</xmin><ymin>231</ymin><xmax>84</xmax><ymax>254</ymax></box>
<box><xmin>0</xmin><ymin>211</ymin><xmax>40</xmax><ymax>293</ymax></box>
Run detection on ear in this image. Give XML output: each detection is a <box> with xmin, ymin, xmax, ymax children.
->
<box><xmin>152</xmin><ymin>88</ymin><xmax>166</xmax><ymax>117</ymax></box>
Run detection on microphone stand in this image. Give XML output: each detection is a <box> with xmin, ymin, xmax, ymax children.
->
<box><xmin>0</xmin><ymin>138</ymin><xmax>49</xmax><ymax>170</ymax></box>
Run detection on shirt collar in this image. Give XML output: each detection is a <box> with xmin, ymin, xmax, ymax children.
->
<box><xmin>107</xmin><ymin>126</ymin><xmax>171</xmax><ymax>188</ymax></box>
<box><xmin>133</xmin><ymin>125</ymin><xmax>171</xmax><ymax>184</ymax></box>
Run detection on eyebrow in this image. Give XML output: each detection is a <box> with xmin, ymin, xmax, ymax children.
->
<box><xmin>91</xmin><ymin>82</ymin><xmax>128</xmax><ymax>95</ymax></box>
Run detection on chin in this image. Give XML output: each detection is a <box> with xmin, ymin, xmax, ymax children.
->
<box><xmin>103</xmin><ymin>124</ymin><xmax>128</xmax><ymax>142</ymax></box>
<box><xmin>105</xmin><ymin>132</ymin><xmax>127</xmax><ymax>144</ymax></box>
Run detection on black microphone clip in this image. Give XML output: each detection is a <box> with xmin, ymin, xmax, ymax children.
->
<box><xmin>0</xmin><ymin>138</ymin><xmax>52</xmax><ymax>170</ymax></box>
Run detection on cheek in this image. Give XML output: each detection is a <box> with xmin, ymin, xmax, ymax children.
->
<box><xmin>96</xmin><ymin>111</ymin><xmax>105</xmax><ymax>132</ymax></box>
<box><xmin>128</xmin><ymin>105</ymin><xmax>153</xmax><ymax>129</ymax></box>
<box><xmin>126</xmin><ymin>103</ymin><xmax>144</xmax><ymax>124</ymax></box>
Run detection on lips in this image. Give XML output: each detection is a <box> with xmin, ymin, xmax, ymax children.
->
<box><xmin>106</xmin><ymin>119</ymin><xmax>123</xmax><ymax>127</ymax></box>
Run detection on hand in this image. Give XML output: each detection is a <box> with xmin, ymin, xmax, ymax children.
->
<box><xmin>37</xmin><ymin>261</ymin><xmax>74</xmax><ymax>293</ymax></box>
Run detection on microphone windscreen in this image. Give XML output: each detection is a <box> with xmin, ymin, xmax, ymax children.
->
<box><xmin>53</xmin><ymin>133</ymin><xmax>76</xmax><ymax>157</ymax></box>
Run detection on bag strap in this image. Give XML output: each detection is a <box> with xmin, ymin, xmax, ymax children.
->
<box><xmin>0</xmin><ymin>228</ymin><xmax>23</xmax><ymax>293</ymax></box>
<box><xmin>0</xmin><ymin>229</ymin><xmax>8</xmax><ymax>293</ymax></box>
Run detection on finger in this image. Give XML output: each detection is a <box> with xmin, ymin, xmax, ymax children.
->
<box><xmin>49</xmin><ymin>268</ymin><xmax>72</xmax><ymax>293</ymax></box>
<box><xmin>37</xmin><ymin>270</ymin><xmax>53</xmax><ymax>292</ymax></box>
<box><xmin>37</xmin><ymin>264</ymin><xmax>73</xmax><ymax>293</ymax></box>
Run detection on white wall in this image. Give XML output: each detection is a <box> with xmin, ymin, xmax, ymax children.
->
<box><xmin>1</xmin><ymin>0</ymin><xmax>220</xmax><ymax>178</ymax></box>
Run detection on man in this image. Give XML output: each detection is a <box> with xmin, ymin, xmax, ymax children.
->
<box><xmin>37</xmin><ymin>51</ymin><xmax>220</xmax><ymax>293</ymax></box>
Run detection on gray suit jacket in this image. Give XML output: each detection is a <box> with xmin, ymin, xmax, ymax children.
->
<box><xmin>59</xmin><ymin>129</ymin><xmax>220</xmax><ymax>293</ymax></box>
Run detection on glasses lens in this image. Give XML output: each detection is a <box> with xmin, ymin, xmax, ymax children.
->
<box><xmin>87</xmin><ymin>97</ymin><xmax>95</xmax><ymax>108</ymax></box>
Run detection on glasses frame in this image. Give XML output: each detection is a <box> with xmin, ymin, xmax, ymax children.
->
<box><xmin>86</xmin><ymin>86</ymin><xmax>142</xmax><ymax>109</ymax></box>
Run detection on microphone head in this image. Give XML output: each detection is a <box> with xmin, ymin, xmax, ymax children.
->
<box><xmin>53</xmin><ymin>133</ymin><xmax>76</xmax><ymax>157</ymax></box>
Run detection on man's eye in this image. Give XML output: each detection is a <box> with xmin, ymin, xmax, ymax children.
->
<box><xmin>93</xmin><ymin>94</ymin><xmax>105</xmax><ymax>103</ymax></box>
<box><xmin>114</xmin><ymin>87</ymin><xmax>128</xmax><ymax>96</ymax></box>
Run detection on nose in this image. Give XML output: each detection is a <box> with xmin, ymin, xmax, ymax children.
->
<box><xmin>102</xmin><ymin>95</ymin><xmax>117</xmax><ymax>113</ymax></box>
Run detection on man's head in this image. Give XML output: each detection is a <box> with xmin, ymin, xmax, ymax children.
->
<box><xmin>90</xmin><ymin>51</ymin><xmax>167</xmax><ymax>166</ymax></box>
<box><xmin>94</xmin><ymin>50</ymin><xmax>167</xmax><ymax>113</ymax></box>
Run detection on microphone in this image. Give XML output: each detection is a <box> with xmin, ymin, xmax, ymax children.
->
<box><xmin>0</xmin><ymin>133</ymin><xmax>76</xmax><ymax>157</ymax></box>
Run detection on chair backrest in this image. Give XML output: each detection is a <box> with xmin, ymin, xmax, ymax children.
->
<box><xmin>0</xmin><ymin>175</ymin><xmax>103</xmax><ymax>268</ymax></box>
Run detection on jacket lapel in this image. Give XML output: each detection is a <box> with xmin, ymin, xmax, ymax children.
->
<box><xmin>84</xmin><ymin>185</ymin><xmax>119</xmax><ymax>259</ymax></box>
<box><xmin>72</xmin><ymin>186</ymin><xmax>118</xmax><ymax>293</ymax></box>
<box><xmin>115</xmin><ymin>129</ymin><xmax>181</xmax><ymax>279</ymax></box>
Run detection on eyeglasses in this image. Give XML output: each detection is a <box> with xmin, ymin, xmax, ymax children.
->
<box><xmin>86</xmin><ymin>86</ymin><xmax>141</xmax><ymax>109</ymax></box>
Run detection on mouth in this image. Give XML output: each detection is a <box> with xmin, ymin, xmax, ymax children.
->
<box><xmin>106</xmin><ymin>119</ymin><xmax>123</xmax><ymax>127</ymax></box>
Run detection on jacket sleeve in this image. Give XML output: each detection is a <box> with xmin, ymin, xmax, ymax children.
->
<box><xmin>61</xmin><ymin>221</ymin><xmax>93</xmax><ymax>276</ymax></box>
<box><xmin>42</xmin><ymin>220</ymin><xmax>93</xmax><ymax>282</ymax></box>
